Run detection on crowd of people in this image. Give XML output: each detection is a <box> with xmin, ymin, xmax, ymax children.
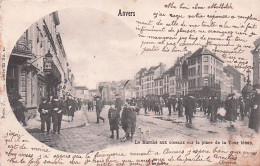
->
<box><xmin>11</xmin><ymin>94</ymin><xmax>82</xmax><ymax>135</ymax></box>
<box><xmin>103</xmin><ymin>88</ymin><xmax>260</xmax><ymax>141</ymax></box>
<box><xmin>10</xmin><ymin>86</ymin><xmax>260</xmax><ymax>141</ymax></box>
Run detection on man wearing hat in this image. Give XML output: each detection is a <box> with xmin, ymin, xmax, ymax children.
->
<box><xmin>248</xmin><ymin>87</ymin><xmax>260</xmax><ymax>133</ymax></box>
<box><xmin>184</xmin><ymin>95</ymin><xmax>195</xmax><ymax>123</ymax></box>
<box><xmin>225</xmin><ymin>93</ymin><xmax>237</xmax><ymax>127</ymax></box>
<box><xmin>38</xmin><ymin>97</ymin><xmax>52</xmax><ymax>134</ymax></box>
<box><xmin>239</xmin><ymin>96</ymin><xmax>245</xmax><ymax>120</ymax></box>
<box><xmin>96</xmin><ymin>96</ymin><xmax>105</xmax><ymax>123</ymax></box>
<box><xmin>51</xmin><ymin>96</ymin><xmax>62</xmax><ymax>134</ymax></box>
<box><xmin>115</xmin><ymin>94</ymin><xmax>123</xmax><ymax>114</ymax></box>
<box><xmin>12</xmin><ymin>94</ymin><xmax>27</xmax><ymax>126</ymax></box>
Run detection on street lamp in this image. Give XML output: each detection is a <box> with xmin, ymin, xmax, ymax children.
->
<box><xmin>246</xmin><ymin>69</ymin><xmax>251</xmax><ymax>85</ymax></box>
<box><xmin>43</xmin><ymin>50</ymin><xmax>53</xmax><ymax>70</ymax></box>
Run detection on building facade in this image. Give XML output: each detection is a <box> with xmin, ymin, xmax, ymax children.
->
<box><xmin>136</xmin><ymin>63</ymin><xmax>165</xmax><ymax>97</ymax></box>
<box><xmin>7</xmin><ymin>12</ymin><xmax>74</xmax><ymax>113</ymax></box>
<box><xmin>252</xmin><ymin>38</ymin><xmax>260</xmax><ymax>86</ymax></box>
<box><xmin>187</xmin><ymin>46</ymin><xmax>224</xmax><ymax>98</ymax></box>
<box><xmin>223</xmin><ymin>65</ymin><xmax>246</xmax><ymax>93</ymax></box>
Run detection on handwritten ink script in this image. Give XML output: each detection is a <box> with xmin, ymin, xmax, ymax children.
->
<box><xmin>136</xmin><ymin>2</ymin><xmax>260</xmax><ymax>70</ymax></box>
<box><xmin>2</xmin><ymin>130</ymin><xmax>258</xmax><ymax>165</ymax></box>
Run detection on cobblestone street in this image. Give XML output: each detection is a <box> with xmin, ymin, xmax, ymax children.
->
<box><xmin>27</xmin><ymin>105</ymin><xmax>257</xmax><ymax>154</ymax></box>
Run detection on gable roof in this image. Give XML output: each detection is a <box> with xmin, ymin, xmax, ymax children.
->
<box><xmin>187</xmin><ymin>46</ymin><xmax>224</xmax><ymax>63</ymax></box>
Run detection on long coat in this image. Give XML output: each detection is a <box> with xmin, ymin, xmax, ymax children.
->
<box><xmin>225</xmin><ymin>98</ymin><xmax>237</xmax><ymax>121</ymax></box>
<box><xmin>249</xmin><ymin>94</ymin><xmax>260</xmax><ymax>132</ymax></box>
<box><xmin>108</xmin><ymin>108</ymin><xmax>120</xmax><ymax>131</ymax></box>
<box><xmin>184</xmin><ymin>97</ymin><xmax>195</xmax><ymax>116</ymax></box>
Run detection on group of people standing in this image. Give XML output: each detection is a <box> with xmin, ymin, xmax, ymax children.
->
<box><xmin>10</xmin><ymin>94</ymin><xmax>82</xmax><ymax>135</ymax></box>
<box><xmin>38</xmin><ymin>95</ymin><xmax>82</xmax><ymax>134</ymax></box>
<box><xmin>107</xmin><ymin>94</ymin><xmax>138</xmax><ymax>141</ymax></box>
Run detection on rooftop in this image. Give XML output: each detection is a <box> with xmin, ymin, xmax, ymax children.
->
<box><xmin>187</xmin><ymin>46</ymin><xmax>224</xmax><ymax>63</ymax></box>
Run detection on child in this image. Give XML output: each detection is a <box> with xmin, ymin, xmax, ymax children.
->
<box><xmin>108</xmin><ymin>106</ymin><xmax>120</xmax><ymax>139</ymax></box>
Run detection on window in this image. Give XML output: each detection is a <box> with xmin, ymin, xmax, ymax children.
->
<box><xmin>204</xmin><ymin>56</ymin><xmax>208</xmax><ymax>62</ymax></box>
<box><xmin>198</xmin><ymin>66</ymin><xmax>200</xmax><ymax>75</ymax></box>
<box><xmin>204</xmin><ymin>78</ymin><xmax>209</xmax><ymax>86</ymax></box>
<box><xmin>204</xmin><ymin>65</ymin><xmax>208</xmax><ymax>74</ymax></box>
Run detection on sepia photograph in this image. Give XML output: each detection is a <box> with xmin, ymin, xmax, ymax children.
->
<box><xmin>1</xmin><ymin>0</ymin><xmax>260</xmax><ymax>165</ymax></box>
<box><xmin>6</xmin><ymin>7</ymin><xmax>260</xmax><ymax>154</ymax></box>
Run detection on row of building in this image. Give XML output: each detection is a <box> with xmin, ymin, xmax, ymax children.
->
<box><xmin>134</xmin><ymin>46</ymin><xmax>247</xmax><ymax>100</ymax></box>
<box><xmin>7</xmin><ymin>12</ymin><xmax>75</xmax><ymax>112</ymax></box>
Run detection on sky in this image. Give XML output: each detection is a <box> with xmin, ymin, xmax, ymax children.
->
<box><xmin>57</xmin><ymin>6</ymin><xmax>258</xmax><ymax>90</ymax></box>
<box><xmin>58</xmin><ymin>7</ymin><xmax>180</xmax><ymax>90</ymax></box>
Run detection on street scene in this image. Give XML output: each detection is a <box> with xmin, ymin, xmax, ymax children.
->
<box><xmin>6</xmin><ymin>8</ymin><xmax>260</xmax><ymax>154</ymax></box>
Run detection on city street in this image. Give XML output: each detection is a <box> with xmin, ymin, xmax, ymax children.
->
<box><xmin>27</xmin><ymin>104</ymin><xmax>257</xmax><ymax>154</ymax></box>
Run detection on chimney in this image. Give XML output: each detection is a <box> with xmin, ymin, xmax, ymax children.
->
<box><xmin>202</xmin><ymin>45</ymin><xmax>206</xmax><ymax>52</ymax></box>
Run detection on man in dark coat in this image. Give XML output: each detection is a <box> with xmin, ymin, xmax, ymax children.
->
<box><xmin>239</xmin><ymin>97</ymin><xmax>245</xmax><ymax>120</ymax></box>
<box><xmin>51</xmin><ymin>96</ymin><xmax>62</xmax><ymax>134</ymax></box>
<box><xmin>225</xmin><ymin>94</ymin><xmax>237</xmax><ymax>127</ymax></box>
<box><xmin>167</xmin><ymin>97</ymin><xmax>172</xmax><ymax>116</ymax></box>
<box><xmin>12</xmin><ymin>94</ymin><xmax>27</xmax><ymax>126</ymax></box>
<box><xmin>184</xmin><ymin>95</ymin><xmax>195</xmax><ymax>123</ymax></box>
<box><xmin>177</xmin><ymin>97</ymin><xmax>184</xmax><ymax>117</ymax></box>
<box><xmin>96</xmin><ymin>96</ymin><xmax>104</xmax><ymax>123</ymax></box>
<box><xmin>108</xmin><ymin>106</ymin><xmax>120</xmax><ymax>139</ymax></box>
<box><xmin>172</xmin><ymin>96</ymin><xmax>177</xmax><ymax>112</ymax></box>
<box><xmin>38</xmin><ymin>97</ymin><xmax>52</xmax><ymax>134</ymax></box>
<box><xmin>121</xmin><ymin>101</ymin><xmax>137</xmax><ymax>141</ymax></box>
<box><xmin>209</xmin><ymin>96</ymin><xmax>219</xmax><ymax>122</ymax></box>
<box><xmin>115</xmin><ymin>94</ymin><xmax>123</xmax><ymax>113</ymax></box>
<box><xmin>249</xmin><ymin>90</ymin><xmax>260</xmax><ymax>133</ymax></box>
<box><xmin>67</xmin><ymin>96</ymin><xmax>75</xmax><ymax>122</ymax></box>
<box><xmin>143</xmin><ymin>98</ymin><xmax>148</xmax><ymax>114</ymax></box>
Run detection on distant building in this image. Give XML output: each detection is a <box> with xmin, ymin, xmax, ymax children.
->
<box><xmin>223</xmin><ymin>65</ymin><xmax>246</xmax><ymax>92</ymax></box>
<box><xmin>134</xmin><ymin>68</ymin><xmax>148</xmax><ymax>97</ymax></box>
<box><xmin>175</xmin><ymin>52</ymin><xmax>191</xmax><ymax>97</ymax></box>
<box><xmin>187</xmin><ymin>46</ymin><xmax>224</xmax><ymax>98</ymax></box>
<box><xmin>140</xmin><ymin>63</ymin><xmax>165</xmax><ymax>97</ymax></box>
<box><xmin>220</xmin><ymin>72</ymin><xmax>233</xmax><ymax>100</ymax></box>
<box><xmin>163</xmin><ymin>64</ymin><xmax>177</xmax><ymax>96</ymax></box>
<box><xmin>252</xmin><ymin>37</ymin><xmax>260</xmax><ymax>86</ymax></box>
<box><xmin>74</xmin><ymin>86</ymin><xmax>88</xmax><ymax>100</ymax></box>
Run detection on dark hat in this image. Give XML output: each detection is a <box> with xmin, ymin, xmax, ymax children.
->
<box><xmin>115</xmin><ymin>94</ymin><xmax>119</xmax><ymax>96</ymax></box>
<box><xmin>41</xmin><ymin>97</ymin><xmax>47</xmax><ymax>101</ymax></box>
<box><xmin>228</xmin><ymin>93</ymin><xmax>235</xmax><ymax>97</ymax></box>
<box><xmin>53</xmin><ymin>96</ymin><xmax>58</xmax><ymax>99</ymax></box>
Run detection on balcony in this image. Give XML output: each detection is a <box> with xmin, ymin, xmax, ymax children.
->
<box><xmin>44</xmin><ymin>61</ymin><xmax>61</xmax><ymax>83</ymax></box>
<box><xmin>12</xmin><ymin>36</ymin><xmax>33</xmax><ymax>56</ymax></box>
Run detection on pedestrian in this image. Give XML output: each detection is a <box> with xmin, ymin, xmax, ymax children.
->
<box><xmin>184</xmin><ymin>95</ymin><xmax>195</xmax><ymax>123</ymax></box>
<box><xmin>96</xmin><ymin>96</ymin><xmax>105</xmax><ymax>123</ymax></box>
<box><xmin>67</xmin><ymin>96</ymin><xmax>75</xmax><ymax>122</ymax></box>
<box><xmin>239</xmin><ymin>97</ymin><xmax>245</xmax><ymax>120</ymax></box>
<box><xmin>177</xmin><ymin>97</ymin><xmax>184</xmax><ymax>117</ymax></box>
<box><xmin>225</xmin><ymin>94</ymin><xmax>237</xmax><ymax>127</ymax></box>
<box><xmin>88</xmin><ymin>101</ymin><xmax>92</xmax><ymax>111</ymax></box>
<box><xmin>115</xmin><ymin>94</ymin><xmax>123</xmax><ymax>113</ymax></box>
<box><xmin>38</xmin><ymin>97</ymin><xmax>51</xmax><ymax>134</ymax></box>
<box><xmin>159</xmin><ymin>96</ymin><xmax>164</xmax><ymax>115</ymax></box>
<box><xmin>167</xmin><ymin>97</ymin><xmax>172</xmax><ymax>116</ymax></box>
<box><xmin>209</xmin><ymin>96</ymin><xmax>219</xmax><ymax>122</ymax></box>
<box><xmin>121</xmin><ymin>100</ymin><xmax>137</xmax><ymax>141</ymax></box>
<box><xmin>12</xmin><ymin>94</ymin><xmax>27</xmax><ymax>126</ymax></box>
<box><xmin>143</xmin><ymin>97</ymin><xmax>148</xmax><ymax>114</ymax></box>
<box><xmin>108</xmin><ymin>106</ymin><xmax>120</xmax><ymax>139</ymax></box>
<box><xmin>248</xmin><ymin>89</ymin><xmax>260</xmax><ymax>133</ymax></box>
<box><xmin>172</xmin><ymin>96</ymin><xmax>177</xmax><ymax>112</ymax></box>
<box><xmin>52</xmin><ymin>96</ymin><xmax>62</xmax><ymax>134</ymax></box>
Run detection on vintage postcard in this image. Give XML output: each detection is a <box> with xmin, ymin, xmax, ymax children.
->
<box><xmin>0</xmin><ymin>0</ymin><xmax>260</xmax><ymax>165</ymax></box>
